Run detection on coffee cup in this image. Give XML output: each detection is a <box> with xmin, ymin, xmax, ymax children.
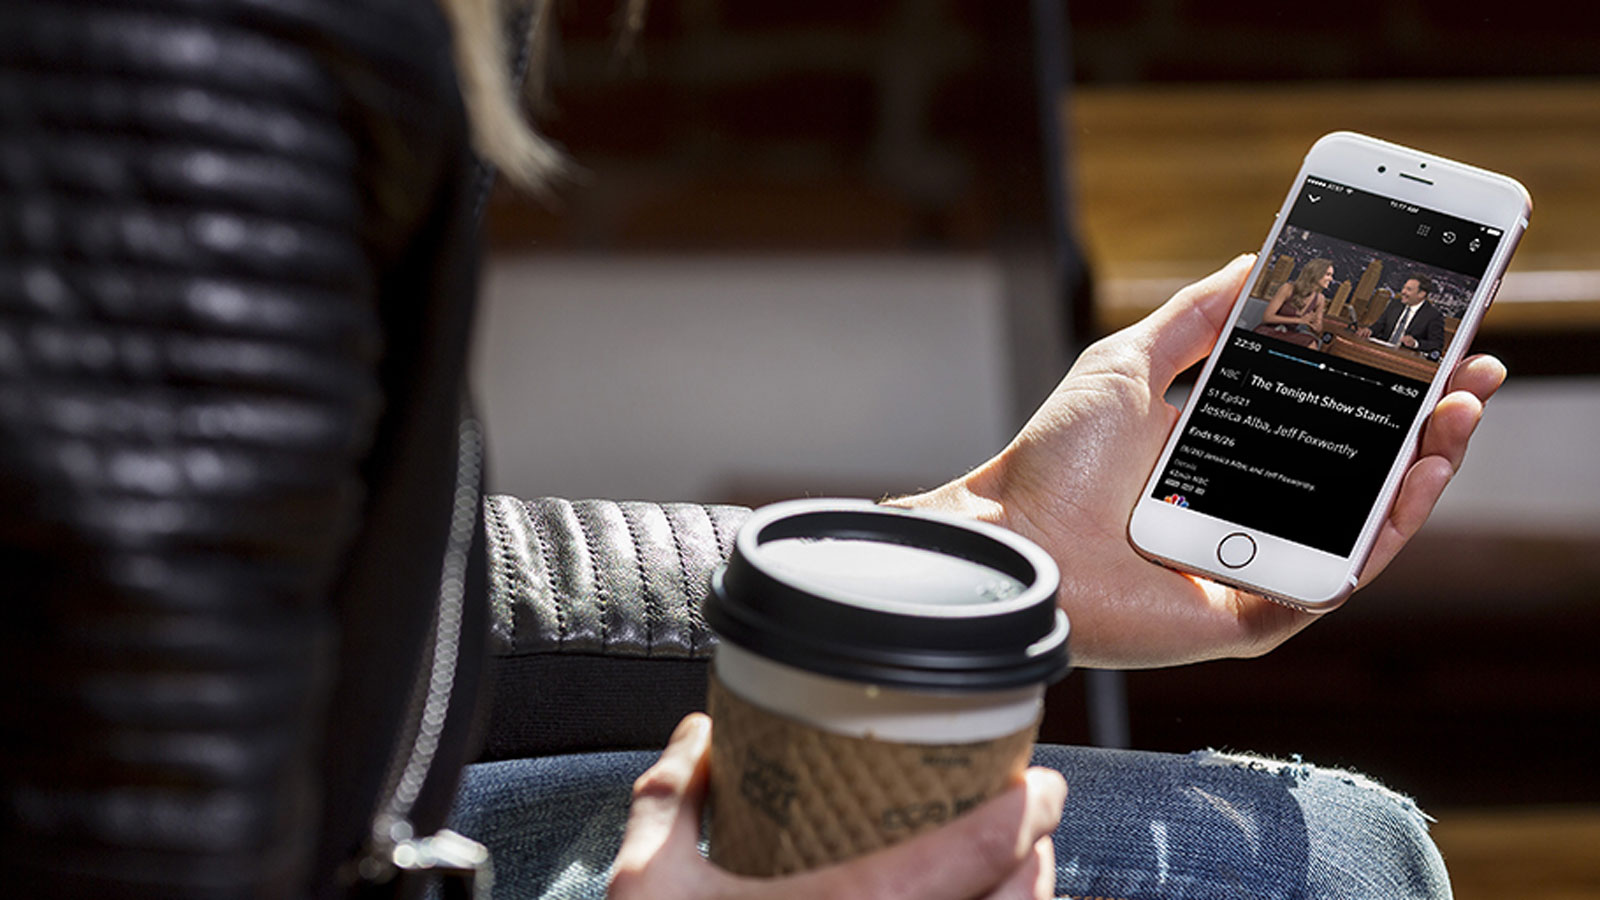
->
<box><xmin>701</xmin><ymin>499</ymin><xmax>1070</xmax><ymax>877</ymax></box>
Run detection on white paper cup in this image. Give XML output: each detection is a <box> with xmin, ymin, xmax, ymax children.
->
<box><xmin>701</xmin><ymin>500</ymin><xmax>1070</xmax><ymax>876</ymax></box>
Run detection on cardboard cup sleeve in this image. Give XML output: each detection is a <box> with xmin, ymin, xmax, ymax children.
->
<box><xmin>706</xmin><ymin>674</ymin><xmax>1038</xmax><ymax>877</ymax></box>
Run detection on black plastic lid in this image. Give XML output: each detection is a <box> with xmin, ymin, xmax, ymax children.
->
<box><xmin>704</xmin><ymin>499</ymin><xmax>1070</xmax><ymax>691</ymax></box>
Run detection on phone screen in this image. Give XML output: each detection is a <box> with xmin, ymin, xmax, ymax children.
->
<box><xmin>1150</xmin><ymin>177</ymin><xmax>1503</xmax><ymax>556</ymax></box>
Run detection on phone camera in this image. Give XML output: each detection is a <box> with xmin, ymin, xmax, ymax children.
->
<box><xmin>1378</xmin><ymin>165</ymin><xmax>1387</xmax><ymax>173</ymax></box>
<box><xmin>1419</xmin><ymin>162</ymin><xmax>1428</xmax><ymax>169</ymax></box>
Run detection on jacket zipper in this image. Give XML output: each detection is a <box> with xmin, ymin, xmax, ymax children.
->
<box><xmin>350</xmin><ymin>411</ymin><xmax>492</xmax><ymax>898</ymax></box>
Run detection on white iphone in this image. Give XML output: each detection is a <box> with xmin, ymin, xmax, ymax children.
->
<box><xmin>1128</xmin><ymin>131</ymin><xmax>1531</xmax><ymax>612</ymax></box>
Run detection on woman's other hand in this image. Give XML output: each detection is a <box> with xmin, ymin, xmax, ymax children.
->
<box><xmin>609</xmin><ymin>714</ymin><xmax>1066</xmax><ymax>900</ymax></box>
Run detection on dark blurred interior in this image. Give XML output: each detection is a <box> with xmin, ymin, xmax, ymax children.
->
<box><xmin>478</xmin><ymin>0</ymin><xmax>1600</xmax><ymax>833</ymax></box>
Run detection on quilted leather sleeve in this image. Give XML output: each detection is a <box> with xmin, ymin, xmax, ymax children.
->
<box><xmin>0</xmin><ymin>1</ymin><xmax>465</xmax><ymax>896</ymax></box>
<box><xmin>477</xmin><ymin>496</ymin><xmax>751</xmax><ymax>758</ymax></box>
<box><xmin>483</xmin><ymin>495</ymin><xmax>750</xmax><ymax>658</ymax></box>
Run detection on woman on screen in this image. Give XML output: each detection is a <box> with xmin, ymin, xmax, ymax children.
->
<box><xmin>1254</xmin><ymin>257</ymin><xmax>1331</xmax><ymax>348</ymax></box>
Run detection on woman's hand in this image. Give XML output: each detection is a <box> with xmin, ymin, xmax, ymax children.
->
<box><xmin>897</xmin><ymin>255</ymin><xmax>1505</xmax><ymax>668</ymax></box>
<box><xmin>609</xmin><ymin>714</ymin><xmax>1066</xmax><ymax>900</ymax></box>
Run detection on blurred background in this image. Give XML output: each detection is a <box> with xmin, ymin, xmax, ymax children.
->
<box><xmin>469</xmin><ymin>3</ymin><xmax>1600</xmax><ymax>895</ymax></box>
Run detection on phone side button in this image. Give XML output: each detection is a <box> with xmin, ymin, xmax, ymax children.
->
<box><xmin>1217</xmin><ymin>532</ymin><xmax>1257</xmax><ymax>569</ymax></box>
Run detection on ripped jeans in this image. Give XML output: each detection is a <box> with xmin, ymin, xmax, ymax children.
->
<box><xmin>444</xmin><ymin>744</ymin><xmax>1451</xmax><ymax>899</ymax></box>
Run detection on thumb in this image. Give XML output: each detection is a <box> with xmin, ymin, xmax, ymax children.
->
<box><xmin>610</xmin><ymin>714</ymin><xmax>713</xmax><ymax>894</ymax></box>
<box><xmin>1125</xmin><ymin>253</ymin><xmax>1256</xmax><ymax>390</ymax></box>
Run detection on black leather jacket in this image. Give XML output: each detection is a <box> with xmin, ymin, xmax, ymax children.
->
<box><xmin>1</xmin><ymin>1</ymin><xmax>744</xmax><ymax>896</ymax></box>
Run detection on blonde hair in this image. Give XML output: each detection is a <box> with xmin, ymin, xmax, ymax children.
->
<box><xmin>434</xmin><ymin>0</ymin><xmax>650</xmax><ymax>191</ymax></box>
<box><xmin>1292</xmin><ymin>258</ymin><xmax>1333</xmax><ymax>298</ymax></box>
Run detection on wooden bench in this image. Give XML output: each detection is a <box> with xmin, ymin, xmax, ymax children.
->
<box><xmin>1068</xmin><ymin>81</ymin><xmax>1600</xmax><ymax>334</ymax></box>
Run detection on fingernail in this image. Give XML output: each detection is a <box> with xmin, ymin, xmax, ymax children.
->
<box><xmin>674</xmin><ymin>712</ymin><xmax>711</xmax><ymax>745</ymax></box>
<box><xmin>1025</xmin><ymin>768</ymin><xmax>1068</xmax><ymax>808</ymax></box>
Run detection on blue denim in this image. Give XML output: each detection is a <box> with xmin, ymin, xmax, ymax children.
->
<box><xmin>446</xmin><ymin>745</ymin><xmax>1450</xmax><ymax>899</ymax></box>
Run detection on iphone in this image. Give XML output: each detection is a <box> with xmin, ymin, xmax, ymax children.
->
<box><xmin>1128</xmin><ymin>131</ymin><xmax>1531</xmax><ymax>611</ymax></box>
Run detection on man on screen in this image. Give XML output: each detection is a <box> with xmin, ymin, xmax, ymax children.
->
<box><xmin>1358</xmin><ymin>275</ymin><xmax>1445</xmax><ymax>354</ymax></box>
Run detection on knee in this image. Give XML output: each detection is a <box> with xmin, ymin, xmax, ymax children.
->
<box><xmin>1195</xmin><ymin>751</ymin><xmax>1451</xmax><ymax>900</ymax></box>
<box><xmin>1313</xmin><ymin>773</ymin><xmax>1450</xmax><ymax>900</ymax></box>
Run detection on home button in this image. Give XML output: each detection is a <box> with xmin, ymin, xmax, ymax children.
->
<box><xmin>1217</xmin><ymin>532</ymin><xmax>1257</xmax><ymax>569</ymax></box>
